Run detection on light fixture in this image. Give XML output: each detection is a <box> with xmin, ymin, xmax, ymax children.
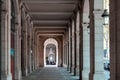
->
<box><xmin>102</xmin><ymin>10</ymin><xmax>109</xmax><ymax>25</ymax></box>
<box><xmin>102</xmin><ymin>9</ymin><xmax>109</xmax><ymax>18</ymax></box>
<box><xmin>101</xmin><ymin>0</ymin><xmax>109</xmax><ymax>25</ymax></box>
<box><xmin>83</xmin><ymin>22</ymin><xmax>90</xmax><ymax>34</ymax></box>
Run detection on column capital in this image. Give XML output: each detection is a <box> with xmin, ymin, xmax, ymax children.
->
<box><xmin>82</xmin><ymin>23</ymin><xmax>89</xmax><ymax>27</ymax></box>
<box><xmin>93</xmin><ymin>10</ymin><xmax>104</xmax><ymax>19</ymax></box>
<box><xmin>82</xmin><ymin>23</ymin><xmax>89</xmax><ymax>31</ymax></box>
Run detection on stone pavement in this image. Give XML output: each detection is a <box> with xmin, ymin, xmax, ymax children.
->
<box><xmin>22</xmin><ymin>67</ymin><xmax>79</xmax><ymax>80</ymax></box>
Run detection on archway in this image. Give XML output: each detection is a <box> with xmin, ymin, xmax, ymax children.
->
<box><xmin>44</xmin><ymin>38</ymin><xmax>58</xmax><ymax>67</ymax></box>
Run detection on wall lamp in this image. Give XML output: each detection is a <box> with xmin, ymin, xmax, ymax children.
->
<box><xmin>102</xmin><ymin>9</ymin><xmax>109</xmax><ymax>25</ymax></box>
<box><xmin>87</xmin><ymin>25</ymin><xmax>90</xmax><ymax>34</ymax></box>
<box><xmin>101</xmin><ymin>0</ymin><xmax>109</xmax><ymax>25</ymax></box>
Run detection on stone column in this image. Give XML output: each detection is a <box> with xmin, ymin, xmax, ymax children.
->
<box><xmin>37</xmin><ymin>35</ymin><xmax>40</xmax><ymax>68</ymax></box>
<box><xmin>32</xmin><ymin>28</ymin><xmax>35</xmax><ymax>71</ymax></box>
<box><xmin>64</xmin><ymin>42</ymin><xmax>67</xmax><ymax>67</ymax></box>
<box><xmin>14</xmin><ymin>12</ymin><xmax>22</xmax><ymax>80</ymax></box>
<box><xmin>24</xmin><ymin>21</ymin><xmax>28</xmax><ymax>76</ymax></box>
<box><xmin>69</xmin><ymin>26</ymin><xmax>73</xmax><ymax>73</ymax></box>
<box><xmin>63</xmin><ymin>44</ymin><xmax>65</xmax><ymax>66</ymax></box>
<box><xmin>71</xmin><ymin>19</ymin><xmax>75</xmax><ymax>75</ymax></box>
<box><xmin>27</xmin><ymin>18</ymin><xmax>32</xmax><ymax>73</ymax></box>
<box><xmin>64</xmin><ymin>43</ymin><xmax>66</xmax><ymax>67</ymax></box>
<box><xmin>68</xmin><ymin>26</ymin><xmax>71</xmax><ymax>72</ymax></box>
<box><xmin>110</xmin><ymin>0</ymin><xmax>120</xmax><ymax>80</ymax></box>
<box><xmin>82</xmin><ymin>23</ymin><xmax>90</xmax><ymax>80</ymax></box>
<box><xmin>93</xmin><ymin>10</ymin><xmax>105</xmax><ymax>80</ymax></box>
<box><xmin>67</xmin><ymin>41</ymin><xmax>69</xmax><ymax>71</ymax></box>
<box><xmin>34</xmin><ymin>32</ymin><xmax>37</xmax><ymax>69</ymax></box>
<box><xmin>76</xmin><ymin>11</ymin><xmax>80</xmax><ymax>76</ymax></box>
<box><xmin>29</xmin><ymin>22</ymin><xmax>33</xmax><ymax>73</ymax></box>
<box><xmin>1</xmin><ymin>0</ymin><xmax>12</xmax><ymax>80</ymax></box>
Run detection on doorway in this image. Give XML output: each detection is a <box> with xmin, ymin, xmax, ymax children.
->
<box><xmin>44</xmin><ymin>38</ymin><xmax>58</xmax><ymax>67</ymax></box>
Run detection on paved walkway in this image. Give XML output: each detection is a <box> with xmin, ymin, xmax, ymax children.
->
<box><xmin>22</xmin><ymin>67</ymin><xmax>79</xmax><ymax>80</ymax></box>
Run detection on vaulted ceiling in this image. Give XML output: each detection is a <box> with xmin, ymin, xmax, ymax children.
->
<box><xmin>24</xmin><ymin>0</ymin><xmax>80</xmax><ymax>36</ymax></box>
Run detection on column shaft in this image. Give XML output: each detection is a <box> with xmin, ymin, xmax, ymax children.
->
<box><xmin>93</xmin><ymin>10</ymin><xmax>105</xmax><ymax>80</ymax></box>
<box><xmin>82</xmin><ymin>24</ymin><xmax>90</xmax><ymax>80</ymax></box>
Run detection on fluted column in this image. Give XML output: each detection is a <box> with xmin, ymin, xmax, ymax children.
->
<box><xmin>1</xmin><ymin>0</ymin><xmax>12</xmax><ymax>80</ymax></box>
<box><xmin>82</xmin><ymin>23</ymin><xmax>90</xmax><ymax>80</ymax></box>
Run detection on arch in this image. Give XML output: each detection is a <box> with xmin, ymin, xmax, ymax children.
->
<box><xmin>44</xmin><ymin>38</ymin><xmax>58</xmax><ymax>67</ymax></box>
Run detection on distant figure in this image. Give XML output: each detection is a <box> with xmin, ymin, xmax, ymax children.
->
<box><xmin>48</xmin><ymin>48</ymin><xmax>55</xmax><ymax>65</ymax></box>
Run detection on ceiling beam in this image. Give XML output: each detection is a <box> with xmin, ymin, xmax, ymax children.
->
<box><xmin>38</xmin><ymin>34</ymin><xmax>63</xmax><ymax>36</ymax></box>
<box><xmin>35</xmin><ymin>30</ymin><xmax>65</xmax><ymax>32</ymax></box>
<box><xmin>34</xmin><ymin>26</ymin><xmax>67</xmax><ymax>29</ymax></box>
<box><xmin>24</xmin><ymin>0</ymin><xmax>80</xmax><ymax>4</ymax></box>
<box><xmin>36</xmin><ymin>31</ymin><xmax>64</xmax><ymax>35</ymax></box>
<box><xmin>33</xmin><ymin>20</ymin><xmax>68</xmax><ymax>24</ymax></box>
<box><xmin>29</xmin><ymin>12</ymin><xmax>73</xmax><ymax>15</ymax></box>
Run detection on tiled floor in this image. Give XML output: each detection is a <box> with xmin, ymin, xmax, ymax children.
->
<box><xmin>22</xmin><ymin>67</ymin><xmax>79</xmax><ymax>80</ymax></box>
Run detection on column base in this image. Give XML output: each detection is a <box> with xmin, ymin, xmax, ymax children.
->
<box><xmin>67</xmin><ymin>65</ymin><xmax>70</xmax><ymax>71</ymax></box>
<box><xmin>94</xmin><ymin>71</ymin><xmax>105</xmax><ymax>80</ymax></box>
<box><xmin>82</xmin><ymin>69</ymin><xmax>90</xmax><ymax>80</ymax></box>
<box><xmin>76</xmin><ymin>67</ymin><xmax>79</xmax><ymax>76</ymax></box>
<box><xmin>63</xmin><ymin>64</ymin><xmax>67</xmax><ymax>69</ymax></box>
<box><xmin>67</xmin><ymin>65</ymin><xmax>71</xmax><ymax>72</ymax></box>
<box><xmin>1</xmin><ymin>73</ymin><xmax>12</xmax><ymax>80</ymax></box>
<box><xmin>15</xmin><ymin>70</ymin><xmax>22</xmax><ymax>80</ymax></box>
<box><xmin>72</xmin><ymin>66</ymin><xmax>76</xmax><ymax>76</ymax></box>
<box><xmin>24</xmin><ymin>68</ymin><xmax>28</xmax><ymax>76</ymax></box>
<box><xmin>22</xmin><ymin>69</ymin><xmax>28</xmax><ymax>76</ymax></box>
<box><xmin>69</xmin><ymin>66</ymin><xmax>72</xmax><ymax>73</ymax></box>
<box><xmin>89</xmin><ymin>72</ymin><xmax>94</xmax><ymax>80</ymax></box>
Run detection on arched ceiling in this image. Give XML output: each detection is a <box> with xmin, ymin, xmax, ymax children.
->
<box><xmin>24</xmin><ymin>0</ymin><xmax>80</xmax><ymax>36</ymax></box>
